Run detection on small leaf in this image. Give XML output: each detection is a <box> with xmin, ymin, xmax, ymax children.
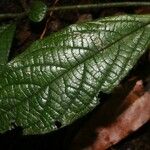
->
<box><xmin>0</xmin><ymin>23</ymin><xmax>16</xmax><ymax>72</ymax></box>
<box><xmin>0</xmin><ymin>23</ymin><xmax>16</xmax><ymax>64</ymax></box>
<box><xmin>0</xmin><ymin>15</ymin><xmax>150</xmax><ymax>135</ymax></box>
<box><xmin>28</xmin><ymin>0</ymin><xmax>47</xmax><ymax>22</ymax></box>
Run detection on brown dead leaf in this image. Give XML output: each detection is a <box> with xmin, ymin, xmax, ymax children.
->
<box><xmin>70</xmin><ymin>81</ymin><xmax>150</xmax><ymax>150</ymax></box>
<box><xmin>92</xmin><ymin>92</ymin><xmax>150</xmax><ymax>150</ymax></box>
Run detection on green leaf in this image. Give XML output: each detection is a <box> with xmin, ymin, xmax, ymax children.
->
<box><xmin>0</xmin><ymin>23</ymin><xmax>16</xmax><ymax>72</ymax></box>
<box><xmin>0</xmin><ymin>15</ymin><xmax>150</xmax><ymax>135</ymax></box>
<box><xmin>28</xmin><ymin>0</ymin><xmax>47</xmax><ymax>22</ymax></box>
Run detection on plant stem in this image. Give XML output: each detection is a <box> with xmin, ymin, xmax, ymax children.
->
<box><xmin>48</xmin><ymin>2</ymin><xmax>150</xmax><ymax>11</ymax></box>
<box><xmin>0</xmin><ymin>2</ymin><xmax>150</xmax><ymax>20</ymax></box>
<box><xmin>0</xmin><ymin>12</ymin><xmax>26</xmax><ymax>20</ymax></box>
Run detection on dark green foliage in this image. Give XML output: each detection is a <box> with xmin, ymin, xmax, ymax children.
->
<box><xmin>28</xmin><ymin>0</ymin><xmax>47</xmax><ymax>22</ymax></box>
<box><xmin>0</xmin><ymin>15</ymin><xmax>150</xmax><ymax>135</ymax></box>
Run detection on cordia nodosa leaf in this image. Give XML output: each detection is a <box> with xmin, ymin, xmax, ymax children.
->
<box><xmin>0</xmin><ymin>15</ymin><xmax>150</xmax><ymax>134</ymax></box>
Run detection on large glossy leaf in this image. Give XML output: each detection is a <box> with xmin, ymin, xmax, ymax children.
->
<box><xmin>0</xmin><ymin>15</ymin><xmax>150</xmax><ymax>135</ymax></box>
<box><xmin>0</xmin><ymin>23</ymin><xmax>16</xmax><ymax>72</ymax></box>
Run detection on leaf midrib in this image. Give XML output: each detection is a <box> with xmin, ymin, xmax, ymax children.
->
<box><xmin>1</xmin><ymin>21</ymin><xmax>150</xmax><ymax>107</ymax></box>
<box><xmin>16</xmin><ymin>21</ymin><xmax>150</xmax><ymax>93</ymax></box>
<box><xmin>0</xmin><ymin>21</ymin><xmax>150</xmax><ymax>132</ymax></box>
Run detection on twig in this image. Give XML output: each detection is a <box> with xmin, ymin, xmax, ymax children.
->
<box><xmin>0</xmin><ymin>12</ymin><xmax>26</xmax><ymax>20</ymax></box>
<box><xmin>0</xmin><ymin>2</ymin><xmax>150</xmax><ymax>20</ymax></box>
<box><xmin>48</xmin><ymin>2</ymin><xmax>150</xmax><ymax>11</ymax></box>
<box><xmin>40</xmin><ymin>0</ymin><xmax>59</xmax><ymax>39</ymax></box>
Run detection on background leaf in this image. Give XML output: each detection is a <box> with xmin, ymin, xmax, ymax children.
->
<box><xmin>0</xmin><ymin>23</ymin><xmax>16</xmax><ymax>72</ymax></box>
<box><xmin>0</xmin><ymin>15</ymin><xmax>150</xmax><ymax>135</ymax></box>
<box><xmin>28</xmin><ymin>0</ymin><xmax>47</xmax><ymax>22</ymax></box>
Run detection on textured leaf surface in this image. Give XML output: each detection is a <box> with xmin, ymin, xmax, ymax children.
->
<box><xmin>0</xmin><ymin>15</ymin><xmax>150</xmax><ymax>135</ymax></box>
<box><xmin>28</xmin><ymin>0</ymin><xmax>47</xmax><ymax>22</ymax></box>
<box><xmin>0</xmin><ymin>23</ymin><xmax>16</xmax><ymax>71</ymax></box>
